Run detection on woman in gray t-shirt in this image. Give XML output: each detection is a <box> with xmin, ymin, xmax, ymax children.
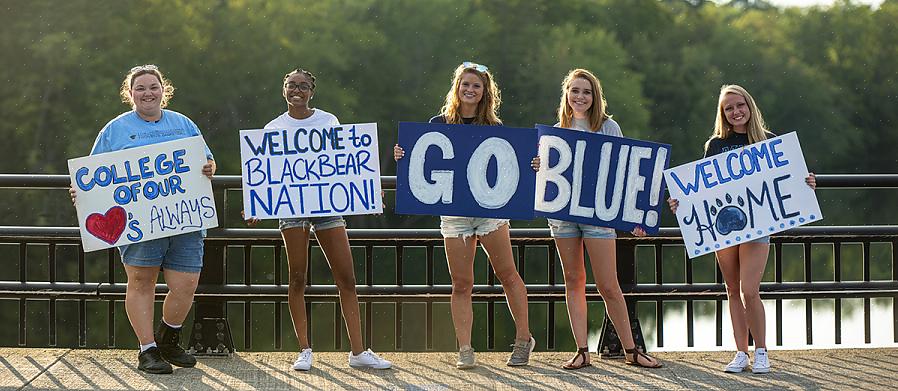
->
<box><xmin>532</xmin><ymin>69</ymin><xmax>661</xmax><ymax>370</ymax></box>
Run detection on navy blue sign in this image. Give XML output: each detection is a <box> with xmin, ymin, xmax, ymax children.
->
<box><xmin>396</xmin><ymin>122</ymin><xmax>538</xmax><ymax>219</ymax></box>
<box><xmin>535</xmin><ymin>125</ymin><xmax>670</xmax><ymax>234</ymax></box>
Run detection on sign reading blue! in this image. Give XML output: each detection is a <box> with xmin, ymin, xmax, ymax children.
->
<box><xmin>535</xmin><ymin>125</ymin><xmax>670</xmax><ymax>234</ymax></box>
<box><xmin>395</xmin><ymin>122</ymin><xmax>538</xmax><ymax>219</ymax></box>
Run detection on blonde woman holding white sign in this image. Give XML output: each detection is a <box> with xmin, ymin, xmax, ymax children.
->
<box><xmin>245</xmin><ymin>68</ymin><xmax>391</xmax><ymax>371</ymax></box>
<box><xmin>69</xmin><ymin>65</ymin><xmax>216</xmax><ymax>374</ymax></box>
<box><xmin>668</xmin><ymin>84</ymin><xmax>816</xmax><ymax>373</ymax></box>
<box><xmin>531</xmin><ymin>69</ymin><xmax>661</xmax><ymax>370</ymax></box>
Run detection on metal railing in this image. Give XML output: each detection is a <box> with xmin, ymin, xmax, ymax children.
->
<box><xmin>0</xmin><ymin>174</ymin><xmax>896</xmax><ymax>353</ymax></box>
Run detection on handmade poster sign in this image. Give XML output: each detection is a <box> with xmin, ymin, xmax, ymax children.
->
<box><xmin>240</xmin><ymin>123</ymin><xmax>382</xmax><ymax>219</ymax></box>
<box><xmin>664</xmin><ymin>132</ymin><xmax>822</xmax><ymax>258</ymax></box>
<box><xmin>68</xmin><ymin>136</ymin><xmax>218</xmax><ymax>252</ymax></box>
<box><xmin>395</xmin><ymin>122</ymin><xmax>538</xmax><ymax>219</ymax></box>
<box><xmin>534</xmin><ymin>125</ymin><xmax>671</xmax><ymax>234</ymax></box>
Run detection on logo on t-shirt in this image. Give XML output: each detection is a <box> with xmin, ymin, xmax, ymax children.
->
<box><xmin>134</xmin><ymin>129</ymin><xmax>190</xmax><ymax>140</ymax></box>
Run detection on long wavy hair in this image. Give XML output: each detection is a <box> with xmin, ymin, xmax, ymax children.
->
<box><xmin>119</xmin><ymin>65</ymin><xmax>175</xmax><ymax>108</ymax></box>
<box><xmin>439</xmin><ymin>64</ymin><xmax>502</xmax><ymax>125</ymax></box>
<box><xmin>706</xmin><ymin>84</ymin><xmax>773</xmax><ymax>151</ymax></box>
<box><xmin>557</xmin><ymin>69</ymin><xmax>609</xmax><ymax>131</ymax></box>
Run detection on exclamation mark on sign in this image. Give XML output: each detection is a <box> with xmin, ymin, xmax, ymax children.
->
<box><xmin>644</xmin><ymin>147</ymin><xmax>668</xmax><ymax>228</ymax></box>
<box><xmin>370</xmin><ymin>178</ymin><xmax>377</xmax><ymax>210</ymax></box>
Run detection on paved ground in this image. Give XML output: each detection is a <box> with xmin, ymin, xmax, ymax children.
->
<box><xmin>1</xmin><ymin>348</ymin><xmax>896</xmax><ymax>390</ymax></box>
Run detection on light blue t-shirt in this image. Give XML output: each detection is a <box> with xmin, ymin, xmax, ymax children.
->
<box><xmin>90</xmin><ymin>109</ymin><xmax>214</xmax><ymax>159</ymax></box>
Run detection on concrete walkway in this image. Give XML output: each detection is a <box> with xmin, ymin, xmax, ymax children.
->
<box><xmin>1</xmin><ymin>348</ymin><xmax>896</xmax><ymax>390</ymax></box>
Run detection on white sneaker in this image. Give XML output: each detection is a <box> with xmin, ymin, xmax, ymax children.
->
<box><xmin>349</xmin><ymin>349</ymin><xmax>392</xmax><ymax>369</ymax></box>
<box><xmin>292</xmin><ymin>348</ymin><xmax>313</xmax><ymax>371</ymax></box>
<box><xmin>752</xmin><ymin>348</ymin><xmax>770</xmax><ymax>374</ymax></box>
<box><xmin>724</xmin><ymin>351</ymin><xmax>750</xmax><ymax>373</ymax></box>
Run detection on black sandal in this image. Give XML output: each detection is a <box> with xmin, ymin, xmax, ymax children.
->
<box><xmin>625</xmin><ymin>348</ymin><xmax>662</xmax><ymax>368</ymax></box>
<box><xmin>562</xmin><ymin>347</ymin><xmax>592</xmax><ymax>370</ymax></box>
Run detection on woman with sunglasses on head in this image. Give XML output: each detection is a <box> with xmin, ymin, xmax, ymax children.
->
<box><xmin>394</xmin><ymin>62</ymin><xmax>534</xmax><ymax>369</ymax></box>
<box><xmin>532</xmin><ymin>69</ymin><xmax>661</xmax><ymax>370</ymax></box>
<box><xmin>668</xmin><ymin>84</ymin><xmax>816</xmax><ymax>374</ymax></box>
<box><xmin>69</xmin><ymin>65</ymin><xmax>216</xmax><ymax>374</ymax></box>
<box><xmin>245</xmin><ymin>68</ymin><xmax>391</xmax><ymax>371</ymax></box>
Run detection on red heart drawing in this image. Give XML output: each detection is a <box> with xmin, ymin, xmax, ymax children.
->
<box><xmin>85</xmin><ymin>206</ymin><xmax>127</xmax><ymax>245</ymax></box>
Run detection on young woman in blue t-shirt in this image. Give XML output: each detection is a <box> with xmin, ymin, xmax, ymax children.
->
<box><xmin>71</xmin><ymin>65</ymin><xmax>216</xmax><ymax>374</ymax></box>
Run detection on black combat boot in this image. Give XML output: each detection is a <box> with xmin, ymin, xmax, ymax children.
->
<box><xmin>138</xmin><ymin>346</ymin><xmax>173</xmax><ymax>374</ymax></box>
<box><xmin>155</xmin><ymin>321</ymin><xmax>197</xmax><ymax>368</ymax></box>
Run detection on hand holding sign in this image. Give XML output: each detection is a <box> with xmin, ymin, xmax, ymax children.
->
<box><xmin>68</xmin><ymin>136</ymin><xmax>218</xmax><ymax>252</ymax></box>
<box><xmin>663</xmin><ymin>132</ymin><xmax>822</xmax><ymax>258</ymax></box>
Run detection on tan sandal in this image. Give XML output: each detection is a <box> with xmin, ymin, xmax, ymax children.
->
<box><xmin>562</xmin><ymin>347</ymin><xmax>592</xmax><ymax>370</ymax></box>
<box><xmin>625</xmin><ymin>348</ymin><xmax>662</xmax><ymax>368</ymax></box>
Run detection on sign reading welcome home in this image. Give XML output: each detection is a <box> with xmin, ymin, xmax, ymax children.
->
<box><xmin>240</xmin><ymin>123</ymin><xmax>383</xmax><ymax>219</ymax></box>
<box><xmin>68</xmin><ymin>136</ymin><xmax>218</xmax><ymax>252</ymax></box>
<box><xmin>534</xmin><ymin>125</ymin><xmax>671</xmax><ymax>234</ymax></box>
<box><xmin>395</xmin><ymin>122</ymin><xmax>538</xmax><ymax>219</ymax></box>
<box><xmin>663</xmin><ymin>132</ymin><xmax>822</xmax><ymax>258</ymax></box>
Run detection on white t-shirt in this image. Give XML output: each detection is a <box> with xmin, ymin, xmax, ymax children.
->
<box><xmin>265</xmin><ymin>108</ymin><xmax>340</xmax><ymax>129</ymax></box>
<box><xmin>556</xmin><ymin>118</ymin><xmax>623</xmax><ymax>137</ymax></box>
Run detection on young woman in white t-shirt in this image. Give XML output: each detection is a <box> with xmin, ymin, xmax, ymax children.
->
<box><xmin>532</xmin><ymin>69</ymin><xmax>661</xmax><ymax>370</ymax></box>
<box><xmin>246</xmin><ymin>68</ymin><xmax>391</xmax><ymax>371</ymax></box>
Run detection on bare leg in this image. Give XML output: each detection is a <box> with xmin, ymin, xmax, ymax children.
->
<box><xmin>716</xmin><ymin>246</ymin><xmax>749</xmax><ymax>352</ymax></box>
<box><xmin>555</xmin><ymin>237</ymin><xmax>590</xmax><ymax>365</ymax></box>
<box><xmin>316</xmin><ymin>226</ymin><xmax>364</xmax><ymax>355</ymax></box>
<box><xmin>124</xmin><ymin>265</ymin><xmax>160</xmax><ymax>345</ymax></box>
<box><xmin>479</xmin><ymin>224</ymin><xmax>530</xmax><ymax>341</ymax></box>
<box><xmin>585</xmin><ymin>238</ymin><xmax>658</xmax><ymax>367</ymax></box>
<box><xmin>739</xmin><ymin>243</ymin><xmax>770</xmax><ymax>349</ymax></box>
<box><xmin>160</xmin><ymin>269</ymin><xmax>200</xmax><ymax>325</ymax></box>
<box><xmin>444</xmin><ymin>236</ymin><xmax>478</xmax><ymax>347</ymax></box>
<box><xmin>281</xmin><ymin>227</ymin><xmax>312</xmax><ymax>350</ymax></box>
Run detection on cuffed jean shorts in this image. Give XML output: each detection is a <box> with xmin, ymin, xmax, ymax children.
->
<box><xmin>547</xmin><ymin>218</ymin><xmax>617</xmax><ymax>239</ymax></box>
<box><xmin>119</xmin><ymin>231</ymin><xmax>204</xmax><ymax>273</ymax></box>
<box><xmin>440</xmin><ymin>216</ymin><xmax>508</xmax><ymax>238</ymax></box>
<box><xmin>279</xmin><ymin>216</ymin><xmax>346</xmax><ymax>232</ymax></box>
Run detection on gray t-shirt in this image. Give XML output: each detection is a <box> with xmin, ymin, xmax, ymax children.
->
<box><xmin>557</xmin><ymin>117</ymin><xmax>623</xmax><ymax>137</ymax></box>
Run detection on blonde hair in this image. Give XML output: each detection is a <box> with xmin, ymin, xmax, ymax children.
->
<box><xmin>706</xmin><ymin>84</ymin><xmax>772</xmax><ymax>151</ymax></box>
<box><xmin>557</xmin><ymin>69</ymin><xmax>609</xmax><ymax>131</ymax></box>
<box><xmin>119</xmin><ymin>65</ymin><xmax>175</xmax><ymax>108</ymax></box>
<box><xmin>439</xmin><ymin>65</ymin><xmax>502</xmax><ymax>125</ymax></box>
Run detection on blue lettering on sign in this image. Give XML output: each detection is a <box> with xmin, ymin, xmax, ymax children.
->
<box><xmin>74</xmin><ymin>149</ymin><xmax>196</xmax><ymax>206</ymax></box>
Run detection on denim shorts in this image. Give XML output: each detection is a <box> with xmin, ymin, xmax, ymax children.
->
<box><xmin>119</xmin><ymin>231</ymin><xmax>204</xmax><ymax>273</ymax></box>
<box><xmin>279</xmin><ymin>216</ymin><xmax>346</xmax><ymax>232</ymax></box>
<box><xmin>547</xmin><ymin>219</ymin><xmax>616</xmax><ymax>239</ymax></box>
<box><xmin>440</xmin><ymin>216</ymin><xmax>508</xmax><ymax>238</ymax></box>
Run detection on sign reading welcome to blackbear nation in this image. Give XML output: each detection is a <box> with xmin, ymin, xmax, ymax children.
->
<box><xmin>535</xmin><ymin>125</ymin><xmax>671</xmax><ymax>234</ymax></box>
<box><xmin>240</xmin><ymin>123</ymin><xmax>382</xmax><ymax>219</ymax></box>
<box><xmin>68</xmin><ymin>137</ymin><xmax>218</xmax><ymax>252</ymax></box>
<box><xmin>395</xmin><ymin>122</ymin><xmax>538</xmax><ymax>219</ymax></box>
<box><xmin>664</xmin><ymin>132</ymin><xmax>822</xmax><ymax>258</ymax></box>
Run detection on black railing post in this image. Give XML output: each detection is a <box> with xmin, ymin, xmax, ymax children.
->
<box><xmin>188</xmin><ymin>184</ymin><xmax>234</xmax><ymax>356</ymax></box>
<box><xmin>598</xmin><ymin>239</ymin><xmax>647</xmax><ymax>358</ymax></box>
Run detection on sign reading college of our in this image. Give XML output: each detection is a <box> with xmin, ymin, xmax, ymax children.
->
<box><xmin>663</xmin><ymin>132</ymin><xmax>822</xmax><ymax>258</ymax></box>
<box><xmin>68</xmin><ymin>137</ymin><xmax>218</xmax><ymax>252</ymax></box>
<box><xmin>240</xmin><ymin>123</ymin><xmax>383</xmax><ymax>219</ymax></box>
<box><xmin>395</xmin><ymin>122</ymin><xmax>671</xmax><ymax>234</ymax></box>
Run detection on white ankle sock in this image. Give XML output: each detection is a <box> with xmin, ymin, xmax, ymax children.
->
<box><xmin>140</xmin><ymin>342</ymin><xmax>157</xmax><ymax>352</ymax></box>
<box><xmin>163</xmin><ymin>319</ymin><xmax>182</xmax><ymax>329</ymax></box>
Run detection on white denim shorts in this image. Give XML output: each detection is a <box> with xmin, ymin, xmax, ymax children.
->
<box><xmin>279</xmin><ymin>216</ymin><xmax>346</xmax><ymax>232</ymax></box>
<box><xmin>439</xmin><ymin>216</ymin><xmax>509</xmax><ymax>238</ymax></box>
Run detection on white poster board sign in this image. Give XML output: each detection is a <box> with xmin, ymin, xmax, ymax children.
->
<box><xmin>240</xmin><ymin>123</ymin><xmax>382</xmax><ymax>219</ymax></box>
<box><xmin>68</xmin><ymin>136</ymin><xmax>218</xmax><ymax>252</ymax></box>
<box><xmin>663</xmin><ymin>132</ymin><xmax>822</xmax><ymax>258</ymax></box>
